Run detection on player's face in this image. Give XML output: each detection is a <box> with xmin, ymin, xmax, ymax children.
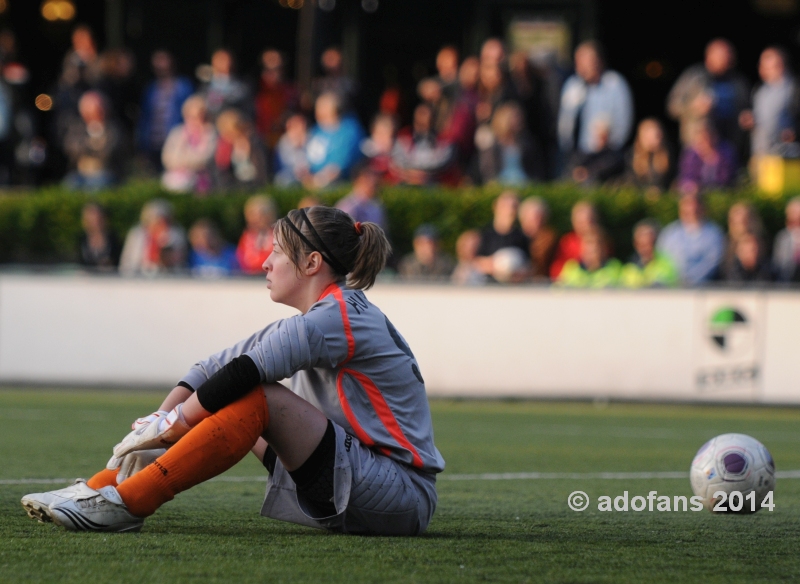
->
<box><xmin>262</xmin><ymin>234</ymin><xmax>304</xmax><ymax>307</ymax></box>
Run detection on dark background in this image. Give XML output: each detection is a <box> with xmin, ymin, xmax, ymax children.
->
<box><xmin>5</xmin><ymin>0</ymin><xmax>800</xmax><ymax>154</ymax></box>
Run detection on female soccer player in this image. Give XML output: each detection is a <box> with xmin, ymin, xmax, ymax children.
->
<box><xmin>22</xmin><ymin>206</ymin><xmax>444</xmax><ymax>535</ymax></box>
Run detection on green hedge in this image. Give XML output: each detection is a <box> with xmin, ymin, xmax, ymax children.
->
<box><xmin>0</xmin><ymin>181</ymin><xmax>794</xmax><ymax>264</ymax></box>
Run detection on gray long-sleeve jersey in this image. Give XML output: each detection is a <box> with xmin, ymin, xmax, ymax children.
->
<box><xmin>180</xmin><ymin>283</ymin><xmax>445</xmax><ymax>474</ymax></box>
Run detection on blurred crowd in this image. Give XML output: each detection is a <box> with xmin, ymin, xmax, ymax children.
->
<box><xmin>78</xmin><ymin>189</ymin><xmax>800</xmax><ymax>288</ymax></box>
<box><xmin>0</xmin><ymin>25</ymin><xmax>798</xmax><ymax>192</ymax></box>
<box><xmin>6</xmin><ymin>25</ymin><xmax>800</xmax><ymax>286</ymax></box>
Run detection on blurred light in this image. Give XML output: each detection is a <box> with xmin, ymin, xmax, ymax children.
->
<box><xmin>41</xmin><ymin>0</ymin><xmax>76</xmax><ymax>22</ymax></box>
<box><xmin>361</xmin><ymin>0</ymin><xmax>378</xmax><ymax>12</ymax></box>
<box><xmin>0</xmin><ymin>0</ymin><xmax>8</xmax><ymax>15</ymax></box>
<box><xmin>319</xmin><ymin>0</ymin><xmax>335</xmax><ymax>11</ymax></box>
<box><xmin>287</xmin><ymin>0</ymin><xmax>303</xmax><ymax>8</ymax></box>
<box><xmin>35</xmin><ymin>94</ymin><xmax>53</xmax><ymax>111</ymax></box>
<box><xmin>645</xmin><ymin>61</ymin><xmax>664</xmax><ymax>79</ymax></box>
<box><xmin>278</xmin><ymin>0</ymin><xmax>288</xmax><ymax>6</ymax></box>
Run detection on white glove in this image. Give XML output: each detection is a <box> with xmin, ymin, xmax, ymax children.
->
<box><xmin>113</xmin><ymin>404</ymin><xmax>192</xmax><ymax>458</ymax></box>
<box><xmin>106</xmin><ymin>448</ymin><xmax>167</xmax><ymax>484</ymax></box>
<box><xmin>132</xmin><ymin>410</ymin><xmax>169</xmax><ymax>432</ymax></box>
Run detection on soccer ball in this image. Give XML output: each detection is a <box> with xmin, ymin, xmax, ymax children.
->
<box><xmin>690</xmin><ymin>433</ymin><xmax>775</xmax><ymax>513</ymax></box>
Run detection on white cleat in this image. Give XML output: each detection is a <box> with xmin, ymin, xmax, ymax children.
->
<box><xmin>21</xmin><ymin>479</ymin><xmax>95</xmax><ymax>524</ymax></box>
<box><xmin>50</xmin><ymin>486</ymin><xmax>144</xmax><ymax>533</ymax></box>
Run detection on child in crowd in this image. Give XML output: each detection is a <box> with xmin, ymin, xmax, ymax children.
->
<box><xmin>188</xmin><ymin>219</ymin><xmax>239</xmax><ymax>278</ymax></box>
<box><xmin>274</xmin><ymin>113</ymin><xmax>309</xmax><ymax>186</ymax></box>
<box><xmin>236</xmin><ymin>195</ymin><xmax>276</xmax><ymax>275</ymax></box>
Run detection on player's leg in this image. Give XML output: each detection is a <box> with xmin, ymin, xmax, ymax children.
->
<box><xmin>48</xmin><ymin>384</ymin><xmax>327</xmax><ymax>531</ymax></box>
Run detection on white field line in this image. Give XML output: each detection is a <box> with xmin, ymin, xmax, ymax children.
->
<box><xmin>3</xmin><ymin>470</ymin><xmax>800</xmax><ymax>486</ymax></box>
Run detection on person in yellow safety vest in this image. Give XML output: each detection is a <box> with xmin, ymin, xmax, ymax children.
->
<box><xmin>620</xmin><ymin>219</ymin><xmax>680</xmax><ymax>288</ymax></box>
<box><xmin>557</xmin><ymin>227</ymin><xmax>621</xmax><ymax>288</ymax></box>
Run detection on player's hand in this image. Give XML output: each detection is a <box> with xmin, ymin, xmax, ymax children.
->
<box><xmin>113</xmin><ymin>404</ymin><xmax>192</xmax><ymax>458</ymax></box>
<box><xmin>106</xmin><ymin>448</ymin><xmax>167</xmax><ymax>484</ymax></box>
<box><xmin>132</xmin><ymin>410</ymin><xmax>169</xmax><ymax>432</ymax></box>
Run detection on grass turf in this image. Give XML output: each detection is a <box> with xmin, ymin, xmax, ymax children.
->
<box><xmin>1</xmin><ymin>389</ymin><xmax>799</xmax><ymax>583</ymax></box>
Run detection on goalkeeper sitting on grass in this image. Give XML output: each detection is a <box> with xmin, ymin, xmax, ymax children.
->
<box><xmin>22</xmin><ymin>206</ymin><xmax>444</xmax><ymax>536</ymax></box>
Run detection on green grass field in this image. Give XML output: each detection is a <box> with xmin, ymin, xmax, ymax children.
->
<box><xmin>1</xmin><ymin>389</ymin><xmax>799</xmax><ymax>583</ymax></box>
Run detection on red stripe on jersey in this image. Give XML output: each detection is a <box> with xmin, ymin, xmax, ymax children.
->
<box><xmin>336</xmin><ymin>369</ymin><xmax>375</xmax><ymax>447</ymax></box>
<box><xmin>328</xmin><ymin>284</ymin><xmax>355</xmax><ymax>365</ymax></box>
<box><xmin>342</xmin><ymin>368</ymin><xmax>424</xmax><ymax>469</ymax></box>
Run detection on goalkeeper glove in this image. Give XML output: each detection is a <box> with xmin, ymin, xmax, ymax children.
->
<box><xmin>106</xmin><ymin>448</ymin><xmax>167</xmax><ymax>484</ymax></box>
<box><xmin>113</xmin><ymin>404</ymin><xmax>192</xmax><ymax>458</ymax></box>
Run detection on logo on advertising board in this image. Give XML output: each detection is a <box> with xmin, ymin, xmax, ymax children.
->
<box><xmin>695</xmin><ymin>296</ymin><xmax>764</xmax><ymax>395</ymax></box>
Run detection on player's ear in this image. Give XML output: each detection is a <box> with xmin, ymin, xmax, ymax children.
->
<box><xmin>303</xmin><ymin>251</ymin><xmax>324</xmax><ymax>276</ymax></box>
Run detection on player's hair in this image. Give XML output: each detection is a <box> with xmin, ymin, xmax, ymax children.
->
<box><xmin>274</xmin><ymin>206</ymin><xmax>391</xmax><ymax>290</ymax></box>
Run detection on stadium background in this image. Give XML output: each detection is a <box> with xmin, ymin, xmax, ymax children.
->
<box><xmin>1</xmin><ymin>2</ymin><xmax>800</xmax><ymax>582</ymax></box>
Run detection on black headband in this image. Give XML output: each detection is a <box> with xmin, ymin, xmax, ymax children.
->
<box><xmin>283</xmin><ymin>208</ymin><xmax>349</xmax><ymax>275</ymax></box>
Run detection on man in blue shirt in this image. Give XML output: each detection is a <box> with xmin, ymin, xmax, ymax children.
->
<box><xmin>557</xmin><ymin>41</ymin><xmax>634</xmax><ymax>160</ymax></box>
<box><xmin>657</xmin><ymin>193</ymin><xmax>725</xmax><ymax>286</ymax></box>
<box><xmin>304</xmin><ymin>92</ymin><xmax>364</xmax><ymax>189</ymax></box>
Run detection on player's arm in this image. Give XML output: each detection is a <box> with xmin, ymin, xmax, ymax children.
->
<box><xmin>159</xmin><ymin>385</ymin><xmax>194</xmax><ymax>412</ymax></box>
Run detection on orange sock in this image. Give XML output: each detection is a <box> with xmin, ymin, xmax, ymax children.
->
<box><xmin>117</xmin><ymin>387</ymin><xmax>269</xmax><ymax>518</ymax></box>
<box><xmin>87</xmin><ymin>468</ymin><xmax>119</xmax><ymax>490</ymax></box>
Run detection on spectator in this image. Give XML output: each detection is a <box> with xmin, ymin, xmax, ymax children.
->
<box><xmin>772</xmin><ymin>197</ymin><xmax>800</xmax><ymax>282</ymax></box>
<box><xmin>236</xmin><ymin>195</ymin><xmax>276</xmax><ymax>275</ymax></box>
<box><xmin>303</xmin><ymin>91</ymin><xmax>364</xmax><ymax>189</ymax></box>
<box><xmin>398</xmin><ymin>224</ymin><xmax>455</xmax><ymax>281</ymax></box>
<box><xmin>212</xmin><ymin>108</ymin><xmax>268</xmax><ymax>190</ymax></box>
<box><xmin>78</xmin><ymin>202</ymin><xmax>121</xmax><ymax>272</ymax></box>
<box><xmin>549</xmin><ymin>200</ymin><xmax>599</xmax><ymax>279</ymax></box>
<box><xmin>508</xmin><ymin>50</ymin><xmax>552</xmax><ymax>179</ymax></box>
<box><xmin>458</xmin><ymin>56</ymin><xmax>480</xmax><ymax>96</ymax></box>
<box><xmin>723</xmin><ymin>201</ymin><xmax>763</xmax><ymax>276</ymax></box>
<box><xmin>391</xmin><ymin>103</ymin><xmax>456</xmax><ymax>185</ymax></box>
<box><xmin>518</xmin><ymin>196</ymin><xmax>557</xmax><ymax>279</ymax></box>
<box><xmin>438</xmin><ymin>58</ymin><xmax>479</xmax><ymax>170</ymax></box>
<box><xmin>137</xmin><ymin>50</ymin><xmax>194</xmax><ymax>172</ymax></box>
<box><xmin>273</xmin><ymin>113</ymin><xmax>309</xmax><ymax>186</ymax></box>
<box><xmin>311</xmin><ymin>46</ymin><xmax>358</xmax><ymax>113</ymax></box>
<box><xmin>557</xmin><ymin>228</ymin><xmax>621</xmax><ymax>288</ymax></box>
<box><xmin>564</xmin><ymin>118</ymin><xmax>625</xmax><ymax>185</ymax></box>
<box><xmin>200</xmin><ymin>49</ymin><xmax>252</xmax><ymax>120</ymax></box>
<box><xmin>188</xmin><ymin>218</ymin><xmax>239</xmax><ymax>278</ymax></box>
<box><xmin>335</xmin><ymin>165</ymin><xmax>387</xmax><ymax>230</ymax></box>
<box><xmin>96</xmin><ymin>48</ymin><xmax>137</xmax><ymax>133</ymax></box>
<box><xmin>161</xmin><ymin>95</ymin><xmax>217</xmax><ymax>193</ymax></box>
<box><xmin>297</xmin><ymin>195</ymin><xmax>322</xmax><ymax>209</ymax></box>
<box><xmin>722</xmin><ymin>230</ymin><xmax>772</xmax><ymax>283</ymax></box>
<box><xmin>418</xmin><ymin>77</ymin><xmax>453</xmax><ymax>136</ymax></box>
<box><xmin>475</xmin><ymin>101</ymin><xmax>537</xmax><ymax>185</ymax></box>
<box><xmin>475</xmin><ymin>61</ymin><xmax>515</xmax><ymax>128</ymax></box>
<box><xmin>677</xmin><ymin>120</ymin><xmax>737</xmax><ymax>194</ymax></box>
<box><xmin>657</xmin><ymin>193</ymin><xmax>725</xmax><ymax>285</ymax></box>
<box><xmin>474</xmin><ymin>191</ymin><xmax>530</xmax><ymax>283</ymax></box>
<box><xmin>619</xmin><ymin>220</ymin><xmax>679</xmax><ymax>288</ymax></box>
<box><xmin>62</xmin><ymin>91</ymin><xmax>125</xmax><ymax>190</ymax></box>
<box><xmin>558</xmin><ymin>41</ymin><xmax>633</xmax><ymax>163</ymax></box>
<box><xmin>119</xmin><ymin>199</ymin><xmax>187</xmax><ymax>276</ymax></box>
<box><xmin>360</xmin><ymin>113</ymin><xmax>397</xmax><ymax>180</ymax></box>
<box><xmin>451</xmin><ymin>229</ymin><xmax>485</xmax><ymax>285</ymax></box>
<box><xmin>54</xmin><ymin>25</ymin><xmax>100</xmax><ymax>139</ymax></box>
<box><xmin>624</xmin><ymin>118</ymin><xmax>674</xmax><ymax>193</ymax></box>
<box><xmin>255</xmin><ymin>49</ymin><xmax>298</xmax><ymax>151</ymax></box>
<box><xmin>740</xmin><ymin>47</ymin><xmax>798</xmax><ymax>159</ymax></box>
<box><xmin>436</xmin><ymin>45</ymin><xmax>460</xmax><ymax>102</ymax></box>
<box><xmin>667</xmin><ymin>38</ymin><xmax>750</xmax><ymax>153</ymax></box>
<box><xmin>480</xmin><ymin>38</ymin><xmax>506</xmax><ymax>68</ymax></box>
